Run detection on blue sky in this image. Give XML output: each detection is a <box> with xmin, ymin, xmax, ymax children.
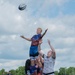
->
<box><xmin>0</xmin><ymin>0</ymin><xmax>75</xmax><ymax>71</ymax></box>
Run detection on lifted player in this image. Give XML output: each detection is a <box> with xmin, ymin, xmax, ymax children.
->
<box><xmin>21</xmin><ymin>28</ymin><xmax>48</xmax><ymax>75</ymax></box>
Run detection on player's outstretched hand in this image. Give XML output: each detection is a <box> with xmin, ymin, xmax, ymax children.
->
<box><xmin>45</xmin><ymin>28</ymin><xmax>48</xmax><ymax>32</ymax></box>
<box><xmin>20</xmin><ymin>35</ymin><xmax>25</xmax><ymax>38</ymax></box>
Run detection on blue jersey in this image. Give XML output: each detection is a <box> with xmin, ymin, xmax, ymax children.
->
<box><xmin>30</xmin><ymin>65</ymin><xmax>37</xmax><ymax>74</ymax></box>
<box><xmin>31</xmin><ymin>34</ymin><xmax>41</xmax><ymax>41</ymax></box>
<box><xmin>29</xmin><ymin>34</ymin><xmax>41</xmax><ymax>57</ymax></box>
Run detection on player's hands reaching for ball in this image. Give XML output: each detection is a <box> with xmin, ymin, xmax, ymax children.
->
<box><xmin>45</xmin><ymin>28</ymin><xmax>48</xmax><ymax>32</ymax></box>
<box><xmin>48</xmin><ymin>39</ymin><xmax>51</xmax><ymax>46</ymax></box>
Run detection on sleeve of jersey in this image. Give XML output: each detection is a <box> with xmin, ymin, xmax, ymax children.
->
<box><xmin>43</xmin><ymin>54</ymin><xmax>46</xmax><ymax>58</ymax></box>
<box><xmin>31</xmin><ymin>35</ymin><xmax>35</xmax><ymax>41</ymax></box>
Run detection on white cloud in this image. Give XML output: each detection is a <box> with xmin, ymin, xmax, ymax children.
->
<box><xmin>0</xmin><ymin>59</ymin><xmax>25</xmax><ymax>71</ymax></box>
<box><xmin>54</xmin><ymin>0</ymin><xmax>69</xmax><ymax>6</ymax></box>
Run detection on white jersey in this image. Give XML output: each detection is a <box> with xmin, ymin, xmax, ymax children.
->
<box><xmin>43</xmin><ymin>55</ymin><xmax>55</xmax><ymax>75</ymax></box>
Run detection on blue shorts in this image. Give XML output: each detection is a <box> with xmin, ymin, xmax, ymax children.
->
<box><xmin>29</xmin><ymin>46</ymin><xmax>39</xmax><ymax>58</ymax></box>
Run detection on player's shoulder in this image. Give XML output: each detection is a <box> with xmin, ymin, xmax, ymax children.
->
<box><xmin>35</xmin><ymin>33</ymin><xmax>41</xmax><ymax>35</ymax></box>
<box><xmin>51</xmin><ymin>56</ymin><xmax>56</xmax><ymax>61</ymax></box>
<box><xmin>32</xmin><ymin>34</ymin><xmax>36</xmax><ymax>38</ymax></box>
<box><xmin>34</xmin><ymin>34</ymin><xmax>41</xmax><ymax>37</ymax></box>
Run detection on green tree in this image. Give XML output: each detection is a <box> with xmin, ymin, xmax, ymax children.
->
<box><xmin>55</xmin><ymin>71</ymin><xmax>58</xmax><ymax>75</ymax></box>
<box><xmin>66</xmin><ymin>67</ymin><xmax>75</xmax><ymax>75</ymax></box>
<box><xmin>0</xmin><ymin>69</ymin><xmax>5</xmax><ymax>75</ymax></box>
<box><xmin>0</xmin><ymin>66</ymin><xmax>75</xmax><ymax>75</ymax></box>
<box><xmin>16</xmin><ymin>66</ymin><xmax>25</xmax><ymax>75</ymax></box>
<box><xmin>58</xmin><ymin>67</ymin><xmax>66</xmax><ymax>75</ymax></box>
<box><xmin>10</xmin><ymin>69</ymin><xmax>16</xmax><ymax>75</ymax></box>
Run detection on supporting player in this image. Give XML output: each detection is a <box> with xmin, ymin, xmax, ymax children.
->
<box><xmin>39</xmin><ymin>40</ymin><xmax>56</xmax><ymax>75</ymax></box>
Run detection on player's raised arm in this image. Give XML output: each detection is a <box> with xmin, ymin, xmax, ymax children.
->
<box><xmin>40</xmin><ymin>28</ymin><xmax>48</xmax><ymax>39</ymax></box>
<box><xmin>38</xmin><ymin>40</ymin><xmax>44</xmax><ymax>57</ymax></box>
<box><xmin>20</xmin><ymin>35</ymin><xmax>31</xmax><ymax>41</ymax></box>
<box><xmin>48</xmin><ymin>40</ymin><xmax>56</xmax><ymax>59</ymax></box>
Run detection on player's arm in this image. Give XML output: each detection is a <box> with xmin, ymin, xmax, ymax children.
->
<box><xmin>20</xmin><ymin>35</ymin><xmax>31</xmax><ymax>41</ymax></box>
<box><xmin>40</xmin><ymin>28</ymin><xmax>48</xmax><ymax>39</ymax></box>
<box><xmin>38</xmin><ymin>45</ymin><xmax>44</xmax><ymax>57</ymax></box>
<box><xmin>48</xmin><ymin>40</ymin><xmax>56</xmax><ymax>59</ymax></box>
<box><xmin>40</xmin><ymin>56</ymin><xmax>44</xmax><ymax>65</ymax></box>
<box><xmin>38</xmin><ymin>40</ymin><xmax>44</xmax><ymax>57</ymax></box>
<box><xmin>37</xmin><ymin>57</ymin><xmax>43</xmax><ymax>68</ymax></box>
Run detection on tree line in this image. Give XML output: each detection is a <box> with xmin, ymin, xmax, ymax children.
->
<box><xmin>0</xmin><ymin>66</ymin><xmax>75</xmax><ymax>75</ymax></box>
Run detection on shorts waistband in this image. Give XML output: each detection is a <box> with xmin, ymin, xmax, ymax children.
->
<box><xmin>43</xmin><ymin>72</ymin><xmax>54</xmax><ymax>75</ymax></box>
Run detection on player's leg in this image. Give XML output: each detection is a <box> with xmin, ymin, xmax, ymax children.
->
<box><xmin>29</xmin><ymin>49</ymin><xmax>36</xmax><ymax>75</ymax></box>
<box><xmin>30</xmin><ymin>57</ymin><xmax>35</xmax><ymax>66</ymax></box>
<box><xmin>30</xmin><ymin>46</ymin><xmax>39</xmax><ymax>75</ymax></box>
<box><xmin>32</xmin><ymin>53</ymin><xmax>40</xmax><ymax>75</ymax></box>
<box><xmin>30</xmin><ymin>57</ymin><xmax>35</xmax><ymax>74</ymax></box>
<box><xmin>35</xmin><ymin>55</ymin><xmax>43</xmax><ymax>75</ymax></box>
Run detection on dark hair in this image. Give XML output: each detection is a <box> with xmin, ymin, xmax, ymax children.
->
<box><xmin>25</xmin><ymin>59</ymin><xmax>31</xmax><ymax>74</ymax></box>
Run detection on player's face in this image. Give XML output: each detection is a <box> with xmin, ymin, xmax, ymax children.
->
<box><xmin>37</xmin><ymin>28</ymin><xmax>42</xmax><ymax>34</ymax></box>
<box><xmin>47</xmin><ymin>51</ymin><xmax>52</xmax><ymax>57</ymax></box>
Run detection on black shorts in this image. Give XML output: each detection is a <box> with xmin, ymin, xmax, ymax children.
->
<box><xmin>29</xmin><ymin>52</ymin><xmax>39</xmax><ymax>57</ymax></box>
<box><xmin>29</xmin><ymin>52</ymin><xmax>39</xmax><ymax>60</ymax></box>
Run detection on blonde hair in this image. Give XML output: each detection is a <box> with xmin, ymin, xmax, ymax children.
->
<box><xmin>37</xmin><ymin>28</ymin><xmax>42</xmax><ymax>32</ymax></box>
